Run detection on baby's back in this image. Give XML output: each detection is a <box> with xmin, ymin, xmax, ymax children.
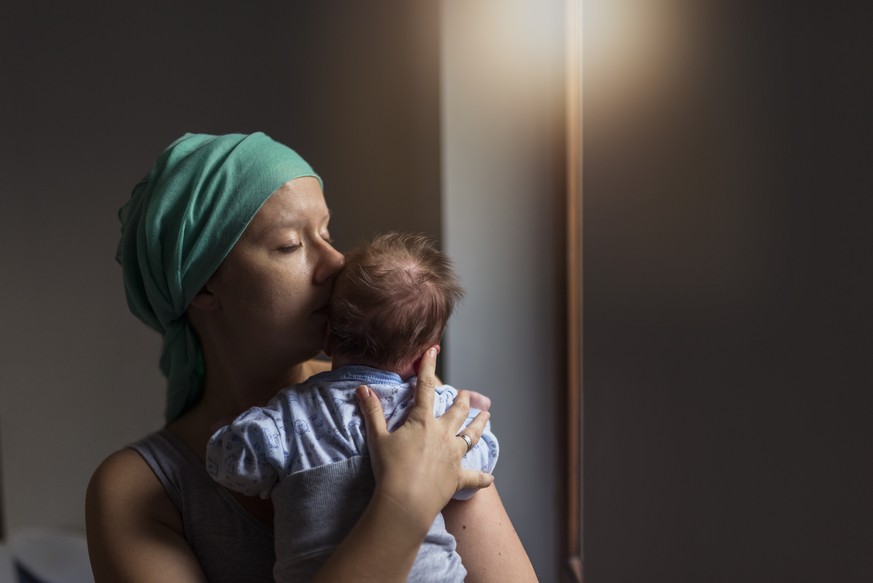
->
<box><xmin>272</xmin><ymin>455</ymin><xmax>465</xmax><ymax>582</ymax></box>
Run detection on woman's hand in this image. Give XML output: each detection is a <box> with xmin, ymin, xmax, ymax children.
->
<box><xmin>355</xmin><ymin>346</ymin><xmax>493</xmax><ymax>532</ymax></box>
<box><xmin>316</xmin><ymin>346</ymin><xmax>528</xmax><ymax>583</ymax></box>
<box><xmin>314</xmin><ymin>347</ymin><xmax>493</xmax><ymax>583</ymax></box>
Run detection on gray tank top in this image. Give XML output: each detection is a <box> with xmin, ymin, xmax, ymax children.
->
<box><xmin>130</xmin><ymin>429</ymin><xmax>275</xmax><ymax>582</ymax></box>
<box><xmin>132</xmin><ymin>429</ymin><xmax>466</xmax><ymax>582</ymax></box>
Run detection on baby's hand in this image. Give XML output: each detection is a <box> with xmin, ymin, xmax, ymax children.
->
<box><xmin>466</xmin><ymin>391</ymin><xmax>491</xmax><ymax>412</ymax></box>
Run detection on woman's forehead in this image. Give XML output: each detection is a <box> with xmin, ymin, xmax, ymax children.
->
<box><xmin>251</xmin><ymin>177</ymin><xmax>329</xmax><ymax>229</ymax></box>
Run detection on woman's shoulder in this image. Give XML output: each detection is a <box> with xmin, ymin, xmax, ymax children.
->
<box><xmin>87</xmin><ymin>445</ymin><xmax>181</xmax><ymax>529</ymax></box>
<box><xmin>89</xmin><ymin>445</ymin><xmax>158</xmax><ymax>485</ymax></box>
<box><xmin>86</xmin><ymin>445</ymin><xmax>210</xmax><ymax>581</ymax></box>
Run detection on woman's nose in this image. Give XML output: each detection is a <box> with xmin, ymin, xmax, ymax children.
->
<box><xmin>314</xmin><ymin>242</ymin><xmax>345</xmax><ymax>284</ymax></box>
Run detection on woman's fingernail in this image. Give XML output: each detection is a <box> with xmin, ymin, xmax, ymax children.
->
<box><xmin>427</xmin><ymin>348</ymin><xmax>437</xmax><ymax>357</ymax></box>
<box><xmin>356</xmin><ymin>385</ymin><xmax>371</xmax><ymax>400</ymax></box>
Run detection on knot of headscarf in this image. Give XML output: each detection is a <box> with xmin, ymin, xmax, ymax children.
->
<box><xmin>116</xmin><ymin>132</ymin><xmax>321</xmax><ymax>423</ymax></box>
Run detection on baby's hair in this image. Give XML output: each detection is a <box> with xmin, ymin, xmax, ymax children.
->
<box><xmin>328</xmin><ymin>232</ymin><xmax>464</xmax><ymax>370</ymax></box>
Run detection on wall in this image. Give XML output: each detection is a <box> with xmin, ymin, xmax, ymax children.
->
<box><xmin>0</xmin><ymin>0</ymin><xmax>441</xmax><ymax>534</ymax></box>
<box><xmin>582</xmin><ymin>2</ymin><xmax>873</xmax><ymax>581</ymax></box>
<box><xmin>0</xmin><ymin>2</ymin><xmax>563</xmax><ymax>580</ymax></box>
<box><xmin>441</xmin><ymin>1</ymin><xmax>567</xmax><ymax>581</ymax></box>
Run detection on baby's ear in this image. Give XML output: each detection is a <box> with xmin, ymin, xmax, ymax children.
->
<box><xmin>189</xmin><ymin>284</ymin><xmax>220</xmax><ymax>311</ymax></box>
<box><xmin>411</xmin><ymin>344</ymin><xmax>440</xmax><ymax>376</ymax></box>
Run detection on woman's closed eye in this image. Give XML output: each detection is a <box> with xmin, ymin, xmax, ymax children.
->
<box><xmin>279</xmin><ymin>241</ymin><xmax>302</xmax><ymax>253</ymax></box>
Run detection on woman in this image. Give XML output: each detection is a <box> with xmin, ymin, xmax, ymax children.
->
<box><xmin>86</xmin><ymin>132</ymin><xmax>537</xmax><ymax>582</ymax></box>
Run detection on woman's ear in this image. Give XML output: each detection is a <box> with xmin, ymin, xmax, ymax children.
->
<box><xmin>189</xmin><ymin>284</ymin><xmax>220</xmax><ymax>311</ymax></box>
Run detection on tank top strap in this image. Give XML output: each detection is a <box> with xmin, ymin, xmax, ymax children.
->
<box><xmin>128</xmin><ymin>429</ymin><xmax>276</xmax><ymax>582</ymax></box>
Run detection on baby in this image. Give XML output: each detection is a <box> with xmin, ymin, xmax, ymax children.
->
<box><xmin>206</xmin><ymin>232</ymin><xmax>498</xmax><ymax>582</ymax></box>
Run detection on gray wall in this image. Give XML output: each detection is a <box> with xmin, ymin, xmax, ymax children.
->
<box><xmin>0</xmin><ymin>1</ymin><xmax>560</xmax><ymax>580</ymax></box>
<box><xmin>0</xmin><ymin>0</ymin><xmax>442</xmax><ymax>530</ymax></box>
<box><xmin>583</xmin><ymin>2</ymin><xmax>873</xmax><ymax>582</ymax></box>
<box><xmin>442</xmin><ymin>1</ymin><xmax>566</xmax><ymax>581</ymax></box>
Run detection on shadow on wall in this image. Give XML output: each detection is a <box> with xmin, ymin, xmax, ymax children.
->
<box><xmin>0</xmin><ymin>529</ymin><xmax>93</xmax><ymax>583</ymax></box>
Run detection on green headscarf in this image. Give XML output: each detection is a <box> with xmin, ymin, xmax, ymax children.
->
<box><xmin>116</xmin><ymin>132</ymin><xmax>321</xmax><ymax>423</ymax></box>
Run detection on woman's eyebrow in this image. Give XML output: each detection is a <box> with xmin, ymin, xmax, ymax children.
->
<box><xmin>263</xmin><ymin>208</ymin><xmax>332</xmax><ymax>230</ymax></box>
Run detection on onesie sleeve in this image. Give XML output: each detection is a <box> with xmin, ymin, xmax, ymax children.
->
<box><xmin>432</xmin><ymin>385</ymin><xmax>500</xmax><ymax>501</ymax></box>
<box><xmin>205</xmin><ymin>405</ymin><xmax>293</xmax><ymax>499</ymax></box>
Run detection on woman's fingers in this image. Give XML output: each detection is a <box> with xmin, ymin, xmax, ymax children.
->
<box><xmin>460</xmin><ymin>409</ymin><xmax>490</xmax><ymax>438</ymax></box>
<box><xmin>412</xmin><ymin>346</ymin><xmax>439</xmax><ymax>413</ymax></box>
<box><xmin>440</xmin><ymin>389</ymin><xmax>472</xmax><ymax>430</ymax></box>
<box><xmin>457</xmin><ymin>469</ymin><xmax>495</xmax><ymax>491</ymax></box>
<box><xmin>454</xmin><ymin>409</ymin><xmax>489</xmax><ymax>453</ymax></box>
<box><xmin>359</xmin><ymin>360</ymin><xmax>497</xmax><ymax>528</ymax></box>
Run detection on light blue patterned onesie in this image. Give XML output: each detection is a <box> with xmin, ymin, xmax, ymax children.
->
<box><xmin>206</xmin><ymin>365</ymin><xmax>498</xmax><ymax>582</ymax></box>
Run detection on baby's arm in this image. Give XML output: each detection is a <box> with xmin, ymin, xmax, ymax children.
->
<box><xmin>205</xmin><ymin>406</ymin><xmax>291</xmax><ymax>499</ymax></box>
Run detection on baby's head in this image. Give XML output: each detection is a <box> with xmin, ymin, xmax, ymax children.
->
<box><xmin>326</xmin><ymin>232</ymin><xmax>464</xmax><ymax>377</ymax></box>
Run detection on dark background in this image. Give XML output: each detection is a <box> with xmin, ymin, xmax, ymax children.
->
<box><xmin>2</xmin><ymin>0</ymin><xmax>872</xmax><ymax>581</ymax></box>
<box><xmin>0</xmin><ymin>1</ymin><xmax>565</xmax><ymax>580</ymax></box>
<box><xmin>0</xmin><ymin>1</ymin><xmax>442</xmax><ymax>251</ymax></box>
<box><xmin>583</xmin><ymin>1</ymin><xmax>873</xmax><ymax>581</ymax></box>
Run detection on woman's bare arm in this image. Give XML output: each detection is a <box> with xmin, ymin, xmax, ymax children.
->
<box><xmin>86</xmin><ymin>449</ymin><xmax>207</xmax><ymax>583</ymax></box>
<box><xmin>443</xmin><ymin>486</ymin><xmax>539</xmax><ymax>582</ymax></box>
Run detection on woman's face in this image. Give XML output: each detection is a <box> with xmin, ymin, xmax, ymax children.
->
<box><xmin>205</xmin><ymin>176</ymin><xmax>344</xmax><ymax>370</ymax></box>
